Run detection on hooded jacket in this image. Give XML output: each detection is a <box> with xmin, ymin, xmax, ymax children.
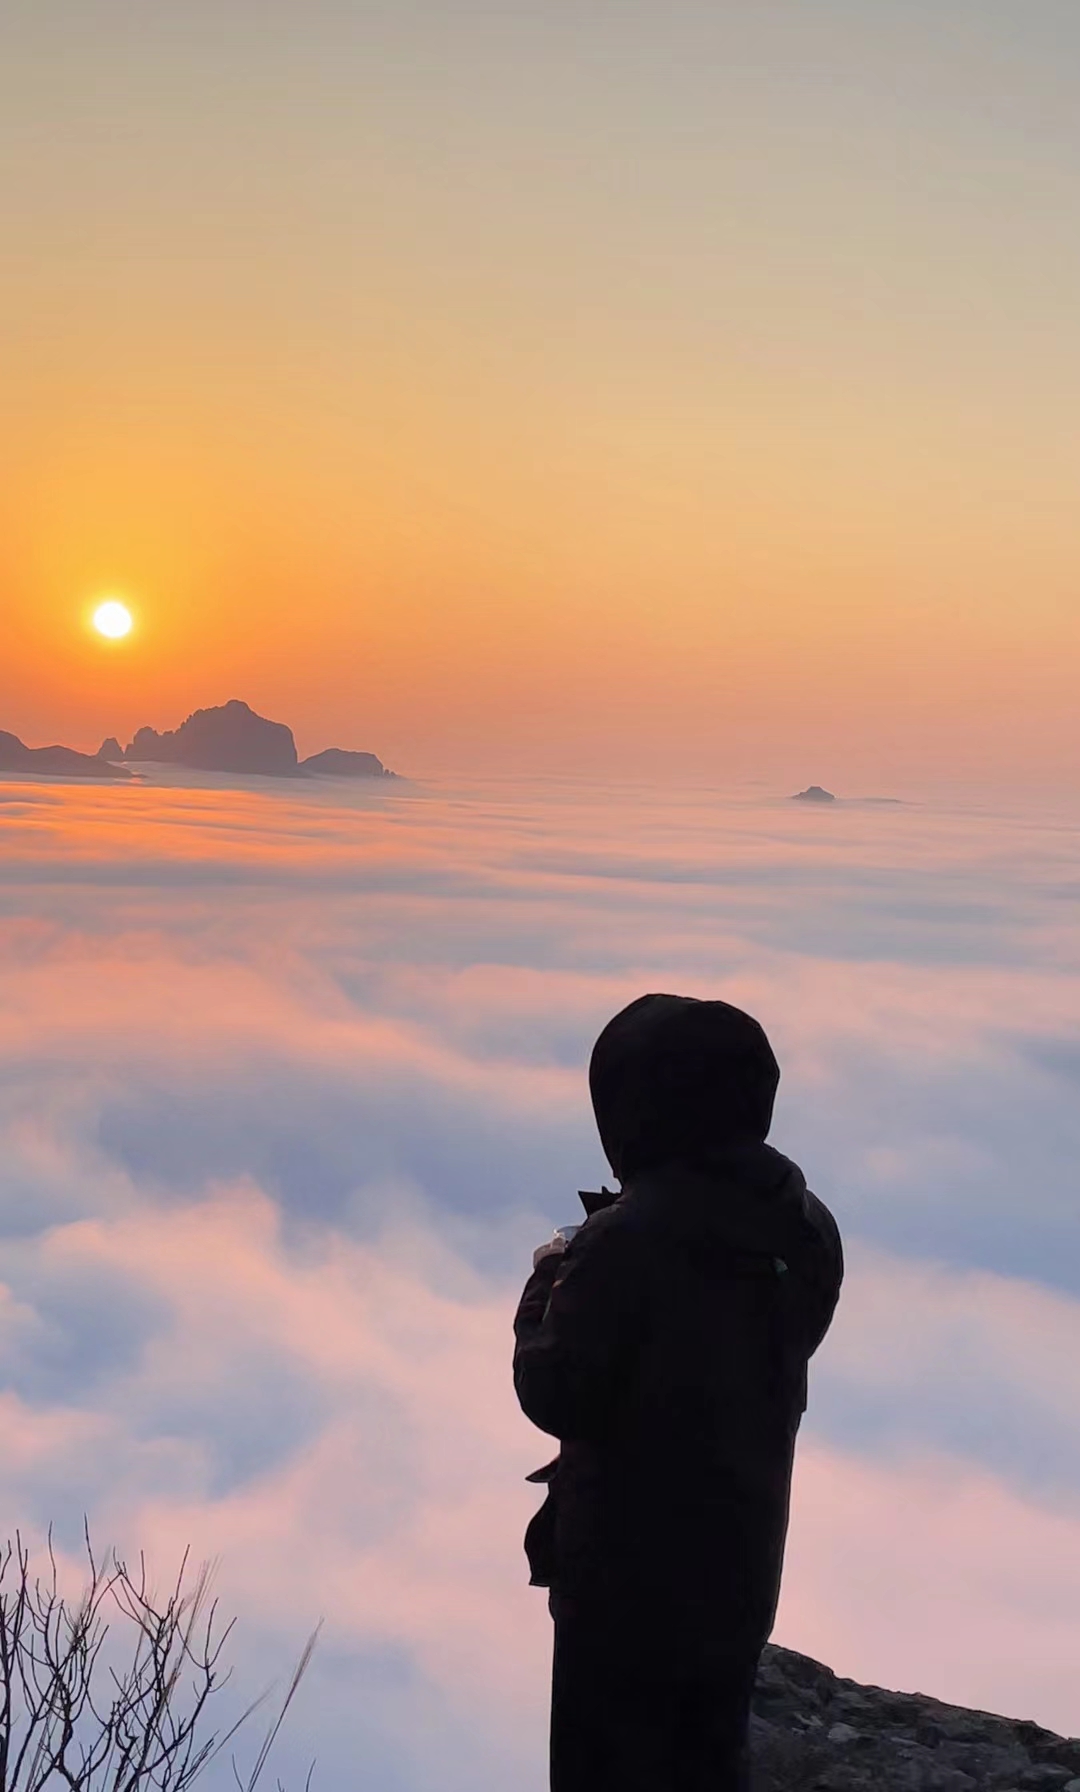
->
<box><xmin>512</xmin><ymin>995</ymin><xmax>843</xmax><ymax>1662</ymax></box>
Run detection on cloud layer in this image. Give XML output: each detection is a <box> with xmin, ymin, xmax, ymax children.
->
<box><xmin>1</xmin><ymin>770</ymin><xmax>1080</xmax><ymax>1785</ymax></box>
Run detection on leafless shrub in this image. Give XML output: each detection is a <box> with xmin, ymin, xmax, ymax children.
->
<box><xmin>0</xmin><ymin>1522</ymin><xmax>319</xmax><ymax>1792</ymax></box>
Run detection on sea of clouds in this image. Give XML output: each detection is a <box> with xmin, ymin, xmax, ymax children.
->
<box><xmin>1</xmin><ymin>767</ymin><xmax>1079</xmax><ymax>1788</ymax></box>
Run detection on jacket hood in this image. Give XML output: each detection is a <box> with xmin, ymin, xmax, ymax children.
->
<box><xmin>589</xmin><ymin>993</ymin><xmax>780</xmax><ymax>1183</ymax></box>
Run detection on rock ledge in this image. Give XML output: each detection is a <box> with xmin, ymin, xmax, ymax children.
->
<box><xmin>752</xmin><ymin>1643</ymin><xmax>1080</xmax><ymax>1792</ymax></box>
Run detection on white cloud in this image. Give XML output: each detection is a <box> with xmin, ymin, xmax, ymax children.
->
<box><xmin>1</xmin><ymin>772</ymin><xmax>1080</xmax><ymax>1783</ymax></box>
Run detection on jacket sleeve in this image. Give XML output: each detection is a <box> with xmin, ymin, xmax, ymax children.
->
<box><xmin>512</xmin><ymin>1215</ymin><xmax>647</xmax><ymax>1442</ymax></box>
<box><xmin>799</xmin><ymin>1190</ymin><xmax>844</xmax><ymax>1357</ymax></box>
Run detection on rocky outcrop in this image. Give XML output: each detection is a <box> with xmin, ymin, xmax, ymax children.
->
<box><xmin>1</xmin><ymin>730</ymin><xmax>31</xmax><ymax>766</ymax></box>
<box><xmin>300</xmin><ymin>747</ymin><xmax>394</xmax><ymax>779</ymax></box>
<box><xmin>116</xmin><ymin>701</ymin><xmax>398</xmax><ymax>779</ymax></box>
<box><xmin>5</xmin><ymin>707</ymin><xmax>399</xmax><ymax>785</ymax></box>
<box><xmin>751</xmin><ymin>1642</ymin><xmax>1080</xmax><ymax>1792</ymax></box>
<box><xmin>124</xmin><ymin>700</ymin><xmax>299</xmax><ymax>775</ymax></box>
<box><xmin>0</xmin><ymin>730</ymin><xmax>131</xmax><ymax>780</ymax></box>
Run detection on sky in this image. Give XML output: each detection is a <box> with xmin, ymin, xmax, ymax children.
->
<box><xmin>2</xmin><ymin>770</ymin><xmax>1080</xmax><ymax>1789</ymax></box>
<box><xmin>4</xmin><ymin>8</ymin><xmax>1080</xmax><ymax>1782</ymax></box>
<box><xmin>3</xmin><ymin>1</ymin><xmax>1080</xmax><ymax>785</ymax></box>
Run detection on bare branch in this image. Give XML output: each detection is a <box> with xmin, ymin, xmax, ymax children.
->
<box><xmin>0</xmin><ymin>1523</ymin><xmax>317</xmax><ymax>1792</ymax></box>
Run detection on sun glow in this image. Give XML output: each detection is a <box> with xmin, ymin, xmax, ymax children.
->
<box><xmin>92</xmin><ymin>600</ymin><xmax>134</xmax><ymax>640</ymax></box>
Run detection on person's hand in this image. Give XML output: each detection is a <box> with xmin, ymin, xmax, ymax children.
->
<box><xmin>532</xmin><ymin>1235</ymin><xmax>568</xmax><ymax>1272</ymax></box>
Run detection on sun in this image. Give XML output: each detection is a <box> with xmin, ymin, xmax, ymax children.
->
<box><xmin>92</xmin><ymin>599</ymin><xmax>134</xmax><ymax>640</ymax></box>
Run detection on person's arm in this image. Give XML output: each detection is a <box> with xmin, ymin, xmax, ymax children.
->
<box><xmin>513</xmin><ymin>1213</ymin><xmax>647</xmax><ymax>1442</ymax></box>
<box><xmin>799</xmin><ymin>1190</ymin><xmax>844</xmax><ymax>1357</ymax></box>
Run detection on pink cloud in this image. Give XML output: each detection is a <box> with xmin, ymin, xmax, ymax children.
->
<box><xmin>6</xmin><ymin>1182</ymin><xmax>1080</xmax><ymax>1755</ymax></box>
<box><xmin>779</xmin><ymin>1439</ymin><xmax>1080</xmax><ymax>1733</ymax></box>
<box><xmin>3</xmin><ymin>772</ymin><xmax>1080</xmax><ymax>1783</ymax></box>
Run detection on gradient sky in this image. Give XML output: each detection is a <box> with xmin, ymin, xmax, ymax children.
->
<box><xmin>4</xmin><ymin>2</ymin><xmax>1080</xmax><ymax>783</ymax></box>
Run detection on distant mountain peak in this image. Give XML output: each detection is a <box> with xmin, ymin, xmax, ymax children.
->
<box><xmin>3</xmin><ymin>700</ymin><xmax>399</xmax><ymax>786</ymax></box>
<box><xmin>300</xmin><ymin>747</ymin><xmax>394</xmax><ymax>779</ymax></box>
<box><xmin>116</xmin><ymin>700</ymin><xmax>396</xmax><ymax>780</ymax></box>
<box><xmin>0</xmin><ymin>730</ymin><xmax>131</xmax><ymax>780</ymax></box>
<box><xmin>124</xmin><ymin>700</ymin><xmax>299</xmax><ymax>775</ymax></box>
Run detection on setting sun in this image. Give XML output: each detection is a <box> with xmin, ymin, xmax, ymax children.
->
<box><xmin>92</xmin><ymin>600</ymin><xmax>133</xmax><ymax>640</ymax></box>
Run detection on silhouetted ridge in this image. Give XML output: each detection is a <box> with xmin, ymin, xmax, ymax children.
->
<box><xmin>792</xmin><ymin>785</ymin><xmax>836</xmax><ymax>803</ymax></box>
<box><xmin>752</xmin><ymin>1642</ymin><xmax>1080</xmax><ymax>1791</ymax></box>
<box><xmin>1</xmin><ymin>704</ymin><xmax>398</xmax><ymax>784</ymax></box>
<box><xmin>113</xmin><ymin>700</ymin><xmax>398</xmax><ymax>779</ymax></box>
<box><xmin>0</xmin><ymin>730</ymin><xmax>131</xmax><ymax>780</ymax></box>
<box><xmin>300</xmin><ymin>747</ymin><xmax>393</xmax><ymax>779</ymax></box>
<box><xmin>125</xmin><ymin>700</ymin><xmax>299</xmax><ymax>775</ymax></box>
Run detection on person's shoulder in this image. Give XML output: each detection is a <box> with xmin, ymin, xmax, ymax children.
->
<box><xmin>565</xmin><ymin>1199</ymin><xmax>646</xmax><ymax>1264</ymax></box>
<box><xmin>572</xmin><ymin>1201</ymin><xmax>630</xmax><ymax>1249</ymax></box>
<box><xmin>798</xmin><ymin>1187</ymin><xmax>844</xmax><ymax>1290</ymax></box>
<box><xmin>802</xmin><ymin>1186</ymin><xmax>841</xmax><ymax>1245</ymax></box>
<box><xmin>767</xmin><ymin>1147</ymin><xmax>838</xmax><ymax>1240</ymax></box>
<box><xmin>583</xmin><ymin>1200</ymin><xmax>625</xmax><ymax>1233</ymax></box>
<box><xmin>763</xmin><ymin>1147</ymin><xmax>842</xmax><ymax>1278</ymax></box>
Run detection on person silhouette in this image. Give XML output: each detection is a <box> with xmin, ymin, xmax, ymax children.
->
<box><xmin>513</xmin><ymin>993</ymin><xmax>843</xmax><ymax>1792</ymax></box>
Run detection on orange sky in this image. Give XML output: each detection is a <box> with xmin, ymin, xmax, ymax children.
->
<box><xmin>3</xmin><ymin>3</ymin><xmax>1079</xmax><ymax>788</ymax></box>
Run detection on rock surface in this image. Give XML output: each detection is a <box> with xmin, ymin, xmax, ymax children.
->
<box><xmin>792</xmin><ymin>785</ymin><xmax>837</xmax><ymax>803</ymax></box>
<box><xmin>0</xmin><ymin>730</ymin><xmax>131</xmax><ymax>779</ymax></box>
<box><xmin>751</xmin><ymin>1642</ymin><xmax>1080</xmax><ymax>1792</ymax></box>
<box><xmin>8</xmin><ymin>703</ymin><xmax>397</xmax><ymax>784</ymax></box>
<box><xmin>117</xmin><ymin>700</ymin><xmax>397</xmax><ymax>779</ymax></box>
<box><xmin>125</xmin><ymin>700</ymin><xmax>299</xmax><ymax>776</ymax></box>
<box><xmin>300</xmin><ymin>747</ymin><xmax>394</xmax><ymax>779</ymax></box>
